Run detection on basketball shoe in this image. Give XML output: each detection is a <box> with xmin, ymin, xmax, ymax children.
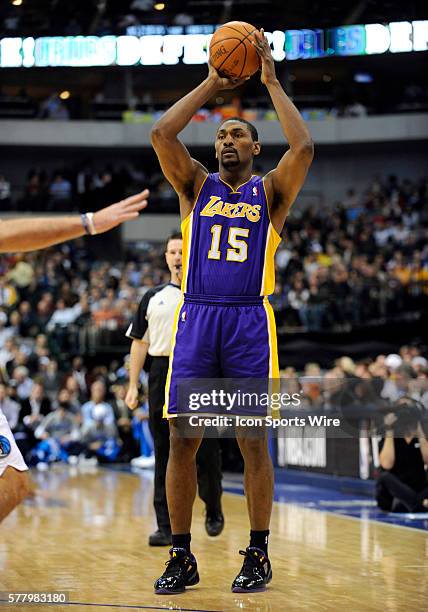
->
<box><xmin>154</xmin><ymin>547</ymin><xmax>199</xmax><ymax>594</ymax></box>
<box><xmin>231</xmin><ymin>546</ymin><xmax>272</xmax><ymax>592</ymax></box>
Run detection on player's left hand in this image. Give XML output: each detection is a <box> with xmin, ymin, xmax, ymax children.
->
<box><xmin>251</xmin><ymin>28</ymin><xmax>276</xmax><ymax>85</ymax></box>
<box><xmin>92</xmin><ymin>189</ymin><xmax>149</xmax><ymax>234</ymax></box>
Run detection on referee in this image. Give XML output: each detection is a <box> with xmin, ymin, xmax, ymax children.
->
<box><xmin>125</xmin><ymin>233</ymin><xmax>224</xmax><ymax>546</ymax></box>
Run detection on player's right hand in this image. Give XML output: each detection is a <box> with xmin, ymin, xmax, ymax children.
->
<box><xmin>92</xmin><ymin>189</ymin><xmax>149</xmax><ymax>234</ymax></box>
<box><xmin>125</xmin><ymin>386</ymin><xmax>139</xmax><ymax>410</ymax></box>
<box><xmin>208</xmin><ymin>61</ymin><xmax>249</xmax><ymax>90</ymax></box>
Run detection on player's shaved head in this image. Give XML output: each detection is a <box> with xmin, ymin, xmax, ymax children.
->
<box><xmin>218</xmin><ymin>117</ymin><xmax>259</xmax><ymax>142</ymax></box>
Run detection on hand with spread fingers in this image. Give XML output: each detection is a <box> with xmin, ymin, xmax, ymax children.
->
<box><xmin>251</xmin><ymin>28</ymin><xmax>277</xmax><ymax>86</ymax></box>
<box><xmin>93</xmin><ymin>189</ymin><xmax>149</xmax><ymax>234</ymax></box>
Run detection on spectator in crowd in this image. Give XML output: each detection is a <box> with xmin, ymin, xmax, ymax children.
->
<box><xmin>80</xmin><ymin>403</ymin><xmax>121</xmax><ymax>463</ymax></box>
<box><xmin>81</xmin><ymin>380</ymin><xmax>115</xmax><ymax>426</ymax></box>
<box><xmin>287</xmin><ymin>278</ymin><xmax>310</xmax><ymax>327</ymax></box>
<box><xmin>40</xmin><ymin>358</ymin><xmax>62</xmax><ymax>401</ymax></box>
<box><xmin>0</xmin><ymin>383</ymin><xmax>20</xmax><ymax>430</ymax></box>
<box><xmin>30</xmin><ymin>390</ymin><xmax>81</xmax><ymax>468</ymax></box>
<box><xmin>0</xmin><ymin>311</ymin><xmax>14</xmax><ymax>345</ymax></box>
<box><xmin>39</xmin><ymin>94</ymin><xmax>70</xmax><ymax>120</ymax></box>
<box><xmin>19</xmin><ymin>381</ymin><xmax>51</xmax><ymax>428</ymax></box>
<box><xmin>7</xmin><ymin>255</ymin><xmax>35</xmax><ymax>292</ymax></box>
<box><xmin>110</xmin><ymin>382</ymin><xmax>140</xmax><ymax>460</ymax></box>
<box><xmin>49</xmin><ymin>173</ymin><xmax>72</xmax><ymax>202</ymax></box>
<box><xmin>0</xmin><ymin>277</ymin><xmax>18</xmax><ymax>308</ymax></box>
<box><xmin>62</xmin><ymin>376</ymin><xmax>84</xmax><ymax>414</ymax></box>
<box><xmin>69</xmin><ymin>356</ymin><xmax>89</xmax><ymax>397</ymax></box>
<box><xmin>12</xmin><ymin>366</ymin><xmax>33</xmax><ymax>401</ymax></box>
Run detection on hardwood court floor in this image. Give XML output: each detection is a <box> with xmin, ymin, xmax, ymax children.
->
<box><xmin>1</xmin><ymin>465</ymin><xmax>427</xmax><ymax>612</ymax></box>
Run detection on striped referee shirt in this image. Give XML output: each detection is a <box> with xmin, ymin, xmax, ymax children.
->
<box><xmin>126</xmin><ymin>283</ymin><xmax>181</xmax><ymax>357</ymax></box>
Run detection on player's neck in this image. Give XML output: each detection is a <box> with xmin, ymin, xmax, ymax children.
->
<box><xmin>219</xmin><ymin>166</ymin><xmax>253</xmax><ymax>192</ymax></box>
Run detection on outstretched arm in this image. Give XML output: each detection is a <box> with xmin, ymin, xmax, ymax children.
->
<box><xmin>0</xmin><ymin>190</ymin><xmax>148</xmax><ymax>253</ymax></box>
<box><xmin>151</xmin><ymin>66</ymin><xmax>247</xmax><ymax>218</ymax></box>
<box><xmin>253</xmin><ymin>29</ymin><xmax>314</xmax><ymax>233</ymax></box>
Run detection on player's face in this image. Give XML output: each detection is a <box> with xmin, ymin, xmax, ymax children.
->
<box><xmin>165</xmin><ymin>239</ymin><xmax>183</xmax><ymax>281</ymax></box>
<box><xmin>215</xmin><ymin>121</ymin><xmax>260</xmax><ymax>169</ymax></box>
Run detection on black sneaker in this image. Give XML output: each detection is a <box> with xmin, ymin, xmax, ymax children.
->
<box><xmin>231</xmin><ymin>547</ymin><xmax>272</xmax><ymax>593</ymax></box>
<box><xmin>205</xmin><ymin>510</ymin><xmax>225</xmax><ymax>537</ymax></box>
<box><xmin>154</xmin><ymin>547</ymin><xmax>199</xmax><ymax>595</ymax></box>
<box><xmin>149</xmin><ymin>529</ymin><xmax>172</xmax><ymax>547</ymax></box>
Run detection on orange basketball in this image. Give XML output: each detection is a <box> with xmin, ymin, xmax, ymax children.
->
<box><xmin>209</xmin><ymin>21</ymin><xmax>260</xmax><ymax>80</ymax></box>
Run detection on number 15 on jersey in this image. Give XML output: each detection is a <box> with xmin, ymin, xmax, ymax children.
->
<box><xmin>208</xmin><ymin>225</ymin><xmax>249</xmax><ymax>263</ymax></box>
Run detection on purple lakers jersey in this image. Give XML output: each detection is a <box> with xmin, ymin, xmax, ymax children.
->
<box><xmin>181</xmin><ymin>173</ymin><xmax>281</xmax><ymax>297</ymax></box>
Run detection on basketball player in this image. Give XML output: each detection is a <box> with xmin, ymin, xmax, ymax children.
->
<box><xmin>151</xmin><ymin>29</ymin><xmax>313</xmax><ymax>593</ymax></box>
<box><xmin>0</xmin><ymin>189</ymin><xmax>149</xmax><ymax>523</ymax></box>
<box><xmin>125</xmin><ymin>233</ymin><xmax>224</xmax><ymax>546</ymax></box>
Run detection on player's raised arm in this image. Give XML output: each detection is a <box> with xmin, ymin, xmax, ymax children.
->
<box><xmin>253</xmin><ymin>29</ymin><xmax>314</xmax><ymax>233</ymax></box>
<box><xmin>151</xmin><ymin>66</ymin><xmax>247</xmax><ymax>217</ymax></box>
<box><xmin>0</xmin><ymin>190</ymin><xmax>148</xmax><ymax>253</ymax></box>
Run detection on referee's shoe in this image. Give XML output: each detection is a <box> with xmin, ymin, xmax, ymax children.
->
<box><xmin>205</xmin><ymin>509</ymin><xmax>224</xmax><ymax>536</ymax></box>
<box><xmin>149</xmin><ymin>529</ymin><xmax>172</xmax><ymax>546</ymax></box>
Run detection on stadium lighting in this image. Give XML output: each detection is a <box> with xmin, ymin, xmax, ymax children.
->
<box><xmin>154</xmin><ymin>2</ymin><xmax>165</xmax><ymax>9</ymax></box>
<box><xmin>59</xmin><ymin>90</ymin><xmax>70</xmax><ymax>100</ymax></box>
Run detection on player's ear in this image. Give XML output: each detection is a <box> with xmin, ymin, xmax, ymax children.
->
<box><xmin>253</xmin><ymin>141</ymin><xmax>261</xmax><ymax>156</ymax></box>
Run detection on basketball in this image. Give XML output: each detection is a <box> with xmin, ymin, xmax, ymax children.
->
<box><xmin>209</xmin><ymin>21</ymin><xmax>261</xmax><ymax>79</ymax></box>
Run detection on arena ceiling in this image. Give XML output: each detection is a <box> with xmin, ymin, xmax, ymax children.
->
<box><xmin>1</xmin><ymin>0</ymin><xmax>427</xmax><ymax>36</ymax></box>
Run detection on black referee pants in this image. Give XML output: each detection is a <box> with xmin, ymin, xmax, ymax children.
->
<box><xmin>148</xmin><ymin>357</ymin><xmax>223</xmax><ymax>533</ymax></box>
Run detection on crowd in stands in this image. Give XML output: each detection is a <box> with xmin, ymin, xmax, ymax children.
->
<box><xmin>0</xmin><ymin>359</ymin><xmax>153</xmax><ymax>470</ymax></box>
<box><xmin>272</xmin><ymin>174</ymin><xmax>428</xmax><ymax>329</ymax></box>
<box><xmin>1</xmin><ymin>162</ymin><xmax>154</xmax><ymax>213</ymax></box>
<box><xmin>280</xmin><ymin>347</ymin><xmax>428</xmax><ymax>412</ymax></box>
<box><xmin>1</xmin><ymin>173</ymin><xmax>427</xmax><ymax>333</ymax></box>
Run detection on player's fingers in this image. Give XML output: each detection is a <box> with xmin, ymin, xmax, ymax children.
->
<box><xmin>126</xmin><ymin>199</ymin><xmax>148</xmax><ymax>210</ymax></box>
<box><xmin>118</xmin><ymin>211</ymin><xmax>141</xmax><ymax>223</ymax></box>
<box><xmin>122</xmin><ymin>189</ymin><xmax>150</xmax><ymax>207</ymax></box>
<box><xmin>123</xmin><ymin>201</ymin><xmax>148</xmax><ymax>214</ymax></box>
<box><xmin>118</xmin><ymin>203</ymin><xmax>148</xmax><ymax>220</ymax></box>
<box><xmin>250</xmin><ymin>37</ymin><xmax>264</xmax><ymax>56</ymax></box>
<box><xmin>253</xmin><ymin>29</ymin><xmax>262</xmax><ymax>42</ymax></box>
<box><xmin>231</xmin><ymin>77</ymin><xmax>248</xmax><ymax>87</ymax></box>
<box><xmin>250</xmin><ymin>33</ymin><xmax>259</xmax><ymax>47</ymax></box>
